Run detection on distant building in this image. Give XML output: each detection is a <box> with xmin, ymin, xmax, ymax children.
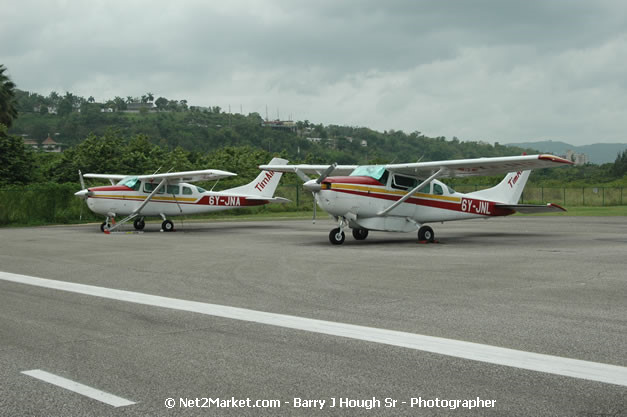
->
<box><xmin>23</xmin><ymin>135</ymin><xmax>63</xmax><ymax>152</ymax></box>
<box><xmin>23</xmin><ymin>138</ymin><xmax>39</xmax><ymax>150</ymax></box>
<box><xmin>122</xmin><ymin>102</ymin><xmax>155</xmax><ymax>113</ymax></box>
<box><xmin>262</xmin><ymin>119</ymin><xmax>296</xmax><ymax>132</ymax></box>
<box><xmin>32</xmin><ymin>105</ymin><xmax>58</xmax><ymax>115</ymax></box>
<box><xmin>565</xmin><ymin>150</ymin><xmax>589</xmax><ymax>165</ymax></box>
<box><xmin>41</xmin><ymin>135</ymin><xmax>62</xmax><ymax>152</ymax></box>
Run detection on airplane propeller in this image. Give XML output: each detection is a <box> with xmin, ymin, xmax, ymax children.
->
<box><xmin>303</xmin><ymin>163</ymin><xmax>337</xmax><ymax>223</ymax></box>
<box><xmin>75</xmin><ymin>170</ymin><xmax>93</xmax><ymax>200</ymax></box>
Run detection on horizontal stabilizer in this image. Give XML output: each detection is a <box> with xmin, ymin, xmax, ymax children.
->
<box><xmin>495</xmin><ymin>203</ymin><xmax>567</xmax><ymax>214</ymax></box>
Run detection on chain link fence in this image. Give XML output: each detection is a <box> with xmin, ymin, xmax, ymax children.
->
<box><xmin>452</xmin><ymin>185</ymin><xmax>625</xmax><ymax>206</ymax></box>
<box><xmin>1</xmin><ymin>184</ymin><xmax>625</xmax><ymax>226</ymax></box>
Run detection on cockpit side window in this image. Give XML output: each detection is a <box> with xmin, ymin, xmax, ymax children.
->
<box><xmin>433</xmin><ymin>183</ymin><xmax>444</xmax><ymax>195</ymax></box>
<box><xmin>391</xmin><ymin>174</ymin><xmax>418</xmax><ymax>190</ymax></box>
<box><xmin>182</xmin><ymin>186</ymin><xmax>193</xmax><ymax>195</ymax></box>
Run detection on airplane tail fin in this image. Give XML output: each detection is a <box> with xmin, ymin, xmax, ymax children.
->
<box><xmin>467</xmin><ymin>170</ymin><xmax>531</xmax><ymax>204</ymax></box>
<box><xmin>228</xmin><ymin>157</ymin><xmax>289</xmax><ymax>198</ymax></box>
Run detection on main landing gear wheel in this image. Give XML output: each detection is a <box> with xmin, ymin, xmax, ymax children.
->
<box><xmin>418</xmin><ymin>225</ymin><xmax>435</xmax><ymax>243</ymax></box>
<box><xmin>161</xmin><ymin>220</ymin><xmax>174</xmax><ymax>232</ymax></box>
<box><xmin>352</xmin><ymin>228</ymin><xmax>369</xmax><ymax>240</ymax></box>
<box><xmin>100</xmin><ymin>222</ymin><xmax>107</xmax><ymax>232</ymax></box>
<box><xmin>329</xmin><ymin>228</ymin><xmax>345</xmax><ymax>245</ymax></box>
<box><xmin>133</xmin><ymin>218</ymin><xmax>145</xmax><ymax>230</ymax></box>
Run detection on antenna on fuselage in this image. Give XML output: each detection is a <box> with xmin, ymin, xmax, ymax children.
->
<box><xmin>152</xmin><ymin>166</ymin><xmax>162</xmax><ymax>175</ymax></box>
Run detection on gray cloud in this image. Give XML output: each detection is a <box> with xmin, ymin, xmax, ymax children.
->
<box><xmin>2</xmin><ymin>0</ymin><xmax>627</xmax><ymax>145</ymax></box>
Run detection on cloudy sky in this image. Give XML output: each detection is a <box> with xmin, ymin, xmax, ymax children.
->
<box><xmin>2</xmin><ymin>0</ymin><xmax>627</xmax><ymax>145</ymax></box>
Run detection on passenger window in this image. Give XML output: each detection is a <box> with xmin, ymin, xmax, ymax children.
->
<box><xmin>144</xmin><ymin>182</ymin><xmax>164</xmax><ymax>194</ymax></box>
<box><xmin>166</xmin><ymin>185</ymin><xmax>180</xmax><ymax>195</ymax></box>
<box><xmin>182</xmin><ymin>186</ymin><xmax>192</xmax><ymax>195</ymax></box>
<box><xmin>392</xmin><ymin>175</ymin><xmax>418</xmax><ymax>190</ymax></box>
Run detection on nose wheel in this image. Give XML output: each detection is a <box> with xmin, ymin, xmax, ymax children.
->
<box><xmin>329</xmin><ymin>228</ymin><xmax>345</xmax><ymax>245</ymax></box>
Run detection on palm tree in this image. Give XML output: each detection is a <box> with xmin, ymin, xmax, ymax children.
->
<box><xmin>0</xmin><ymin>64</ymin><xmax>18</xmax><ymax>128</ymax></box>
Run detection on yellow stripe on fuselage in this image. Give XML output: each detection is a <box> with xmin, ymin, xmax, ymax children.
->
<box><xmin>329</xmin><ymin>183</ymin><xmax>462</xmax><ymax>203</ymax></box>
<box><xmin>92</xmin><ymin>194</ymin><xmax>198</xmax><ymax>202</ymax></box>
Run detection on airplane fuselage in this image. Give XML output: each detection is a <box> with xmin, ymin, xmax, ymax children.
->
<box><xmin>86</xmin><ymin>181</ymin><xmax>266</xmax><ymax>218</ymax></box>
<box><xmin>317</xmin><ymin>176</ymin><xmax>514</xmax><ymax>232</ymax></box>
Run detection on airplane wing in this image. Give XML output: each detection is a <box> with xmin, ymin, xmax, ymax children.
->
<box><xmin>136</xmin><ymin>169</ymin><xmax>237</xmax><ymax>183</ymax></box>
<box><xmin>494</xmin><ymin>203</ymin><xmax>567</xmax><ymax>214</ymax></box>
<box><xmin>385</xmin><ymin>154</ymin><xmax>573</xmax><ymax>178</ymax></box>
<box><xmin>258</xmin><ymin>164</ymin><xmax>358</xmax><ymax>179</ymax></box>
<box><xmin>83</xmin><ymin>173</ymin><xmax>128</xmax><ymax>181</ymax></box>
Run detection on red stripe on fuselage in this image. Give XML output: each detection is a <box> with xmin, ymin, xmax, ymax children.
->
<box><xmin>330</xmin><ymin>188</ymin><xmax>513</xmax><ymax>216</ymax></box>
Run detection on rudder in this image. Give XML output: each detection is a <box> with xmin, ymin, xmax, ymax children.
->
<box><xmin>468</xmin><ymin>170</ymin><xmax>530</xmax><ymax>204</ymax></box>
<box><xmin>229</xmin><ymin>157</ymin><xmax>288</xmax><ymax>197</ymax></box>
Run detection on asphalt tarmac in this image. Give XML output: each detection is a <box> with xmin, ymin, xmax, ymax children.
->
<box><xmin>0</xmin><ymin>216</ymin><xmax>626</xmax><ymax>416</ymax></box>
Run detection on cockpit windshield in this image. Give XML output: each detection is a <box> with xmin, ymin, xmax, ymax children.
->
<box><xmin>117</xmin><ymin>176</ymin><xmax>139</xmax><ymax>189</ymax></box>
<box><xmin>350</xmin><ymin>165</ymin><xmax>387</xmax><ymax>181</ymax></box>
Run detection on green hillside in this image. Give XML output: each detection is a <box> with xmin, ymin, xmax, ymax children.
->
<box><xmin>4</xmin><ymin>89</ymin><xmax>627</xmax><ymax>188</ymax></box>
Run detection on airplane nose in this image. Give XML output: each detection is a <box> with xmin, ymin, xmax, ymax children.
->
<box><xmin>74</xmin><ymin>189</ymin><xmax>92</xmax><ymax>199</ymax></box>
<box><xmin>303</xmin><ymin>179</ymin><xmax>322</xmax><ymax>193</ymax></box>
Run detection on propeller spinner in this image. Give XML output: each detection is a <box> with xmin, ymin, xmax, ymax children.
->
<box><xmin>304</xmin><ymin>163</ymin><xmax>337</xmax><ymax>223</ymax></box>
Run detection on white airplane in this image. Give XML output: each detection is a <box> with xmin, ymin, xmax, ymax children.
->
<box><xmin>75</xmin><ymin>157</ymin><xmax>289</xmax><ymax>233</ymax></box>
<box><xmin>260</xmin><ymin>154</ymin><xmax>573</xmax><ymax>244</ymax></box>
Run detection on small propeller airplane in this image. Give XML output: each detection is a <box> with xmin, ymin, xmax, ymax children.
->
<box><xmin>75</xmin><ymin>157</ymin><xmax>289</xmax><ymax>233</ymax></box>
<box><xmin>260</xmin><ymin>154</ymin><xmax>573</xmax><ymax>244</ymax></box>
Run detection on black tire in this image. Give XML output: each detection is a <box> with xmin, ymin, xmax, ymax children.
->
<box><xmin>100</xmin><ymin>222</ymin><xmax>107</xmax><ymax>232</ymax></box>
<box><xmin>133</xmin><ymin>218</ymin><xmax>145</xmax><ymax>230</ymax></box>
<box><xmin>329</xmin><ymin>228</ymin><xmax>345</xmax><ymax>245</ymax></box>
<box><xmin>418</xmin><ymin>225</ymin><xmax>435</xmax><ymax>242</ymax></box>
<box><xmin>352</xmin><ymin>228</ymin><xmax>369</xmax><ymax>240</ymax></box>
<box><xmin>162</xmin><ymin>220</ymin><xmax>174</xmax><ymax>232</ymax></box>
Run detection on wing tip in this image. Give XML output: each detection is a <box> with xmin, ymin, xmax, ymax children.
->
<box><xmin>538</xmin><ymin>154</ymin><xmax>574</xmax><ymax>165</ymax></box>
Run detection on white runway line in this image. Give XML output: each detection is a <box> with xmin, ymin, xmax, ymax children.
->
<box><xmin>21</xmin><ymin>370</ymin><xmax>135</xmax><ymax>407</ymax></box>
<box><xmin>3</xmin><ymin>270</ymin><xmax>627</xmax><ymax>388</ymax></box>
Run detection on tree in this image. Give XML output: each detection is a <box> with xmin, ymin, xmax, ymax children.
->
<box><xmin>155</xmin><ymin>97</ymin><xmax>168</xmax><ymax>111</ymax></box>
<box><xmin>57</xmin><ymin>92</ymin><xmax>75</xmax><ymax>117</ymax></box>
<box><xmin>113</xmin><ymin>96</ymin><xmax>127</xmax><ymax>111</ymax></box>
<box><xmin>0</xmin><ymin>64</ymin><xmax>18</xmax><ymax>127</ymax></box>
<box><xmin>611</xmin><ymin>150</ymin><xmax>627</xmax><ymax>178</ymax></box>
<box><xmin>0</xmin><ymin>124</ymin><xmax>34</xmax><ymax>185</ymax></box>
